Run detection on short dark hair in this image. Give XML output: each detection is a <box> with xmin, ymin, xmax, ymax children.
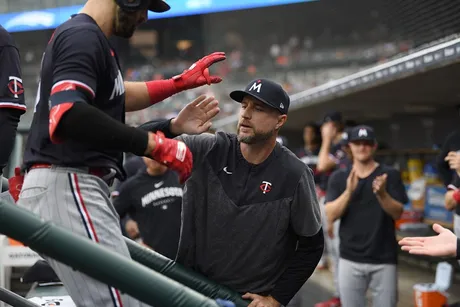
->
<box><xmin>303</xmin><ymin>121</ymin><xmax>321</xmax><ymax>145</ymax></box>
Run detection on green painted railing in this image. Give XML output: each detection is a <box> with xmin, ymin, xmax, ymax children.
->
<box><xmin>0</xmin><ymin>200</ymin><xmax>222</xmax><ymax>307</ymax></box>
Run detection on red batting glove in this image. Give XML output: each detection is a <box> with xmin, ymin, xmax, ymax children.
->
<box><xmin>172</xmin><ymin>52</ymin><xmax>226</xmax><ymax>91</ymax></box>
<box><xmin>8</xmin><ymin>167</ymin><xmax>24</xmax><ymax>202</ymax></box>
<box><xmin>150</xmin><ymin>132</ymin><xmax>193</xmax><ymax>183</ymax></box>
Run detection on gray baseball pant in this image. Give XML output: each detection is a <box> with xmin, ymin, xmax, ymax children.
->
<box><xmin>320</xmin><ymin>202</ymin><xmax>340</xmax><ymax>297</ymax></box>
<box><xmin>17</xmin><ymin>166</ymin><xmax>149</xmax><ymax>307</ymax></box>
<box><xmin>338</xmin><ymin>258</ymin><xmax>397</xmax><ymax>307</ymax></box>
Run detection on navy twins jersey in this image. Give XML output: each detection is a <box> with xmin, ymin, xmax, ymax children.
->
<box><xmin>0</xmin><ymin>25</ymin><xmax>26</xmax><ymax>112</ymax></box>
<box><xmin>23</xmin><ymin>14</ymin><xmax>126</xmax><ymax>176</ymax></box>
<box><xmin>114</xmin><ymin>169</ymin><xmax>183</xmax><ymax>259</ymax></box>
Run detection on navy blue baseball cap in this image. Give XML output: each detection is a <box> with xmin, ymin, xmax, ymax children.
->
<box><xmin>338</xmin><ymin>128</ymin><xmax>351</xmax><ymax>146</ymax></box>
<box><xmin>322</xmin><ymin>111</ymin><xmax>343</xmax><ymax>124</ymax></box>
<box><xmin>230</xmin><ymin>79</ymin><xmax>290</xmax><ymax>114</ymax></box>
<box><xmin>348</xmin><ymin>125</ymin><xmax>376</xmax><ymax>143</ymax></box>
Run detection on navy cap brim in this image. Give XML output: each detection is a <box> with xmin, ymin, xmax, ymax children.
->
<box><xmin>149</xmin><ymin>0</ymin><xmax>170</xmax><ymax>12</ymax></box>
<box><xmin>349</xmin><ymin>137</ymin><xmax>376</xmax><ymax>143</ymax></box>
<box><xmin>230</xmin><ymin>90</ymin><xmax>283</xmax><ymax>113</ymax></box>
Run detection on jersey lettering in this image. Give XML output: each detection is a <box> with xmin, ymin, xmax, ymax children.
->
<box><xmin>109</xmin><ymin>70</ymin><xmax>125</xmax><ymax>100</ymax></box>
<box><xmin>141</xmin><ymin>187</ymin><xmax>183</xmax><ymax>207</ymax></box>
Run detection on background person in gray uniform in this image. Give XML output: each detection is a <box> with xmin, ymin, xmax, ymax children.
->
<box><xmin>146</xmin><ymin>78</ymin><xmax>324</xmax><ymax>307</ymax></box>
<box><xmin>325</xmin><ymin>125</ymin><xmax>407</xmax><ymax>307</ymax></box>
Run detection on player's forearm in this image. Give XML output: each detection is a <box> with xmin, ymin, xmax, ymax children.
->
<box><xmin>56</xmin><ymin>102</ymin><xmax>149</xmax><ymax>156</ymax></box>
<box><xmin>317</xmin><ymin>139</ymin><xmax>334</xmax><ymax>172</ymax></box>
<box><xmin>137</xmin><ymin>118</ymin><xmax>180</xmax><ymax>139</ymax></box>
<box><xmin>0</xmin><ymin>109</ymin><xmax>21</xmax><ymax>174</ymax></box>
<box><xmin>325</xmin><ymin>190</ymin><xmax>352</xmax><ymax>222</ymax></box>
<box><xmin>270</xmin><ymin>231</ymin><xmax>324</xmax><ymax>306</ymax></box>
<box><xmin>124</xmin><ymin>80</ymin><xmax>179</xmax><ymax>112</ymax></box>
<box><xmin>376</xmin><ymin>192</ymin><xmax>404</xmax><ymax>220</ymax></box>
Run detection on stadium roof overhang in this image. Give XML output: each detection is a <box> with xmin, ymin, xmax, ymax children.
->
<box><xmin>214</xmin><ymin>37</ymin><xmax>460</xmax><ymax>131</ymax></box>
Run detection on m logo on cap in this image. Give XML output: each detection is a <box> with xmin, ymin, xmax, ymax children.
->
<box><xmin>248</xmin><ymin>81</ymin><xmax>262</xmax><ymax>93</ymax></box>
<box><xmin>358</xmin><ymin>128</ymin><xmax>368</xmax><ymax>137</ymax></box>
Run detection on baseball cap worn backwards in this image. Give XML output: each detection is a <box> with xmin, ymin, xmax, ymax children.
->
<box><xmin>229</xmin><ymin>79</ymin><xmax>290</xmax><ymax>114</ymax></box>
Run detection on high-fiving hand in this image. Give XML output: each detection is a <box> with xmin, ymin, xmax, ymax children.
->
<box><xmin>445</xmin><ymin>151</ymin><xmax>460</xmax><ymax>175</ymax></box>
<box><xmin>147</xmin><ymin>131</ymin><xmax>193</xmax><ymax>184</ymax></box>
<box><xmin>398</xmin><ymin>223</ymin><xmax>458</xmax><ymax>258</ymax></box>
<box><xmin>171</xmin><ymin>95</ymin><xmax>220</xmax><ymax>135</ymax></box>
<box><xmin>172</xmin><ymin>52</ymin><xmax>226</xmax><ymax>92</ymax></box>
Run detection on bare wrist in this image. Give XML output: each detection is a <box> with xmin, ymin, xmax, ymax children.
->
<box><xmin>376</xmin><ymin>191</ymin><xmax>389</xmax><ymax>199</ymax></box>
<box><xmin>169</xmin><ymin>118</ymin><xmax>182</xmax><ymax>135</ymax></box>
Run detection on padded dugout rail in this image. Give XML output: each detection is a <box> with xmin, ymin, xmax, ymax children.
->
<box><xmin>125</xmin><ymin>238</ymin><xmax>250</xmax><ymax>307</ymax></box>
<box><xmin>0</xmin><ymin>200</ymin><xmax>223</xmax><ymax>307</ymax></box>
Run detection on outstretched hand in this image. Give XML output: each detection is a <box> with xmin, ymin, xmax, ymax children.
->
<box><xmin>172</xmin><ymin>52</ymin><xmax>226</xmax><ymax>91</ymax></box>
<box><xmin>171</xmin><ymin>95</ymin><xmax>220</xmax><ymax>135</ymax></box>
<box><xmin>398</xmin><ymin>223</ymin><xmax>458</xmax><ymax>258</ymax></box>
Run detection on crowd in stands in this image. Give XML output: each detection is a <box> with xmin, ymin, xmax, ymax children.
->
<box><xmin>122</xmin><ymin>30</ymin><xmax>413</xmax><ymax>126</ymax></box>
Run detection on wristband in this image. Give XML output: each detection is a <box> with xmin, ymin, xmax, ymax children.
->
<box><xmin>453</xmin><ymin>190</ymin><xmax>460</xmax><ymax>204</ymax></box>
<box><xmin>145</xmin><ymin>79</ymin><xmax>177</xmax><ymax>105</ymax></box>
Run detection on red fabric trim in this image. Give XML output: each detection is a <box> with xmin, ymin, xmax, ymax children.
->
<box><xmin>453</xmin><ymin>190</ymin><xmax>460</xmax><ymax>204</ymax></box>
<box><xmin>145</xmin><ymin>79</ymin><xmax>177</xmax><ymax>105</ymax></box>
<box><xmin>0</xmin><ymin>105</ymin><xmax>26</xmax><ymax>111</ymax></box>
<box><xmin>72</xmin><ymin>173</ymin><xmax>100</xmax><ymax>243</ymax></box>
<box><xmin>72</xmin><ymin>173</ymin><xmax>123</xmax><ymax>307</ymax></box>
<box><xmin>51</xmin><ymin>82</ymin><xmax>77</xmax><ymax>95</ymax></box>
<box><xmin>49</xmin><ymin>103</ymin><xmax>74</xmax><ymax>144</ymax></box>
<box><xmin>51</xmin><ymin>80</ymin><xmax>95</xmax><ymax>99</ymax></box>
<box><xmin>114</xmin><ymin>289</ymin><xmax>123</xmax><ymax>307</ymax></box>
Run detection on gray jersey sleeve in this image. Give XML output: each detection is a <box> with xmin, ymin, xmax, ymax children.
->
<box><xmin>176</xmin><ymin>133</ymin><xmax>217</xmax><ymax>167</ymax></box>
<box><xmin>291</xmin><ymin>168</ymin><xmax>322</xmax><ymax>237</ymax></box>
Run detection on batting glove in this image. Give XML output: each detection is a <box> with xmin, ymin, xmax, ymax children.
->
<box><xmin>172</xmin><ymin>52</ymin><xmax>226</xmax><ymax>91</ymax></box>
<box><xmin>150</xmin><ymin>132</ymin><xmax>193</xmax><ymax>183</ymax></box>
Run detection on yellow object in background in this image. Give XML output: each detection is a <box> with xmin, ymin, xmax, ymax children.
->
<box><xmin>407</xmin><ymin>158</ymin><xmax>424</xmax><ymax>182</ymax></box>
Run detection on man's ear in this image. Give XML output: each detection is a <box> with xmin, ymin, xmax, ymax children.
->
<box><xmin>276</xmin><ymin>115</ymin><xmax>287</xmax><ymax>130</ymax></box>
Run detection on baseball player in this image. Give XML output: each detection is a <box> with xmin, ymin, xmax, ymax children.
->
<box><xmin>442</xmin><ymin>153</ymin><xmax>460</xmax><ymax>263</ymax></box>
<box><xmin>0</xmin><ymin>25</ymin><xmax>26</xmax><ymax>194</ymax></box>
<box><xmin>399</xmin><ymin>223</ymin><xmax>460</xmax><ymax>259</ymax></box>
<box><xmin>325</xmin><ymin>125</ymin><xmax>408</xmax><ymax>307</ymax></box>
<box><xmin>16</xmin><ymin>0</ymin><xmax>225</xmax><ymax>305</ymax></box>
<box><xmin>144</xmin><ymin>79</ymin><xmax>324</xmax><ymax>307</ymax></box>
<box><xmin>436</xmin><ymin>111</ymin><xmax>460</xmax><ymax>186</ymax></box>
<box><xmin>114</xmin><ymin>157</ymin><xmax>183</xmax><ymax>259</ymax></box>
<box><xmin>315</xmin><ymin>112</ymin><xmax>349</xmax><ymax>307</ymax></box>
<box><xmin>295</xmin><ymin>122</ymin><xmax>328</xmax><ymax>270</ymax></box>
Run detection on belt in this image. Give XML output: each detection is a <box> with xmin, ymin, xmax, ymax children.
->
<box><xmin>29</xmin><ymin>163</ymin><xmax>116</xmax><ymax>186</ymax></box>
